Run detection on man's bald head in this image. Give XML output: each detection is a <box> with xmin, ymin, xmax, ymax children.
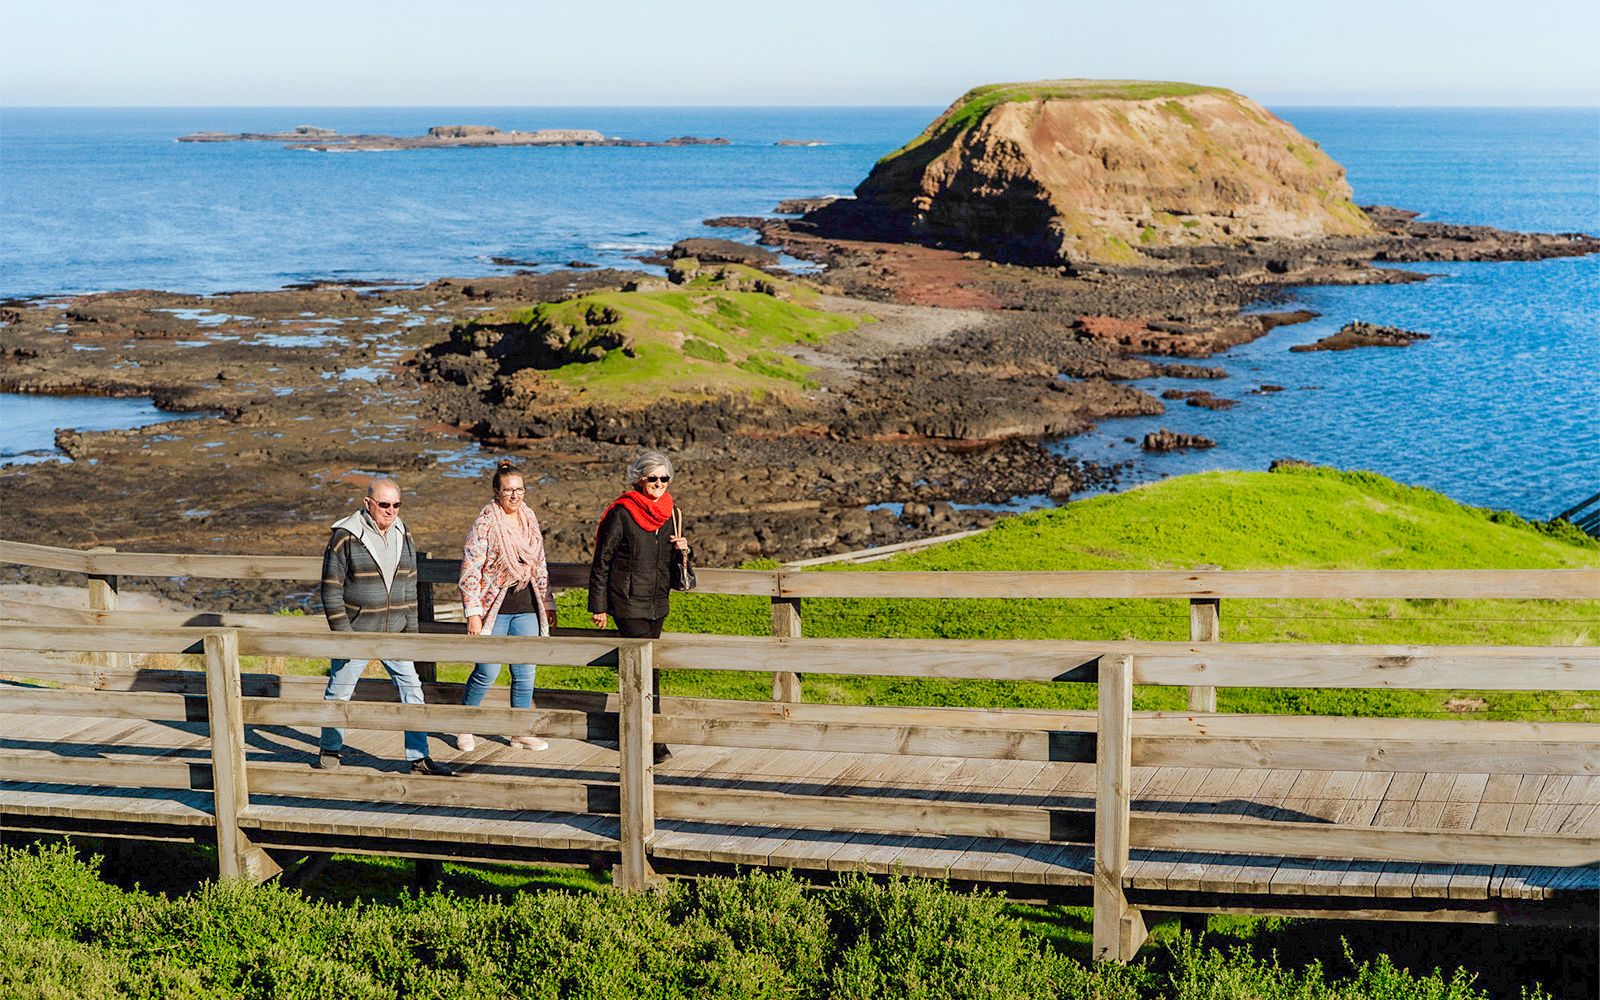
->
<box><xmin>366</xmin><ymin>478</ymin><xmax>400</xmax><ymax>500</ymax></box>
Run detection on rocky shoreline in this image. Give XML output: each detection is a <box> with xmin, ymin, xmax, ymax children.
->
<box><xmin>2</xmin><ymin>199</ymin><xmax>1595</xmax><ymax>609</ymax></box>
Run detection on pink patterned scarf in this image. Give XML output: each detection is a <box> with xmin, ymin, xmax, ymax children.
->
<box><xmin>483</xmin><ymin>501</ymin><xmax>544</xmax><ymax>590</ymax></box>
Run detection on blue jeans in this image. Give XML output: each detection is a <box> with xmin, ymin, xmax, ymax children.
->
<box><xmin>320</xmin><ymin>658</ymin><xmax>430</xmax><ymax>761</ymax></box>
<box><xmin>463</xmin><ymin>612</ymin><xmax>546</xmax><ymax>708</ymax></box>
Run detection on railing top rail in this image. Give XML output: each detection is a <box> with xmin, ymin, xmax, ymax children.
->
<box><xmin>4</xmin><ymin>539</ymin><xmax>1597</xmax><ymax>600</ymax></box>
<box><xmin>4</xmin><ymin>622</ymin><xmax>1596</xmax><ymax>690</ymax></box>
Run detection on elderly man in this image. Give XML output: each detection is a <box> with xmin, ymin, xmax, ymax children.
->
<box><xmin>317</xmin><ymin>477</ymin><xmax>455</xmax><ymax>776</ymax></box>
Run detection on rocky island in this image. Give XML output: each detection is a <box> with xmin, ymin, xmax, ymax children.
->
<box><xmin>6</xmin><ymin>79</ymin><xmax>1598</xmax><ymax>605</ymax></box>
<box><xmin>178</xmin><ymin>124</ymin><xmax>730</xmax><ymax>151</ymax></box>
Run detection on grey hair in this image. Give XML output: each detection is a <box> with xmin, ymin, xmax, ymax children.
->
<box><xmin>365</xmin><ymin>477</ymin><xmax>400</xmax><ymax>497</ymax></box>
<box><xmin>625</xmin><ymin>450</ymin><xmax>673</xmax><ymax>486</ymax></box>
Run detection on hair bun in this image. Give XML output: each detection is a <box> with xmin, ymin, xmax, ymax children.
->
<box><xmin>497</xmin><ymin>459</ymin><xmax>516</xmax><ymax>471</ymax></box>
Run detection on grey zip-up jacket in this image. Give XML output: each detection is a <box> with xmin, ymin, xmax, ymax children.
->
<box><xmin>320</xmin><ymin>512</ymin><xmax>419</xmax><ymax>634</ymax></box>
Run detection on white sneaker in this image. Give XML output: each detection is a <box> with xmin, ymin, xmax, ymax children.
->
<box><xmin>509</xmin><ymin>735</ymin><xmax>549</xmax><ymax>751</ymax></box>
<box><xmin>455</xmin><ymin>733</ymin><xmax>476</xmax><ymax>752</ymax></box>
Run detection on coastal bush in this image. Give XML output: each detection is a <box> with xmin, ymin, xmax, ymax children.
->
<box><xmin>5</xmin><ymin>845</ymin><xmax>1568</xmax><ymax>999</ymax></box>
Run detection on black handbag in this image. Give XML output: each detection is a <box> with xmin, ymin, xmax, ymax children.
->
<box><xmin>670</xmin><ymin>509</ymin><xmax>697</xmax><ymax>591</ymax></box>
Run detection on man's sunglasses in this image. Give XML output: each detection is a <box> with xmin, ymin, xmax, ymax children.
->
<box><xmin>368</xmin><ymin>500</ymin><xmax>402</xmax><ymax>510</ymax></box>
<box><xmin>642</xmin><ymin>475</ymin><xmax>671</xmax><ymax>484</ymax></box>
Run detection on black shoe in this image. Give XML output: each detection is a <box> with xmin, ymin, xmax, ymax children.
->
<box><xmin>653</xmin><ymin>744</ymin><xmax>673</xmax><ymax>765</ymax></box>
<box><xmin>317</xmin><ymin>750</ymin><xmax>341</xmax><ymax>770</ymax></box>
<box><xmin>409</xmin><ymin>756</ymin><xmax>456</xmax><ymax>777</ymax></box>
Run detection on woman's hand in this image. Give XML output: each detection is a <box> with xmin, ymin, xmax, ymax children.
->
<box><xmin>670</xmin><ymin>533</ymin><xmax>689</xmax><ymax>552</ymax></box>
<box><xmin>466</xmin><ymin>614</ymin><xmax>484</xmax><ymax>636</ymax></box>
<box><xmin>546</xmin><ymin>609</ymin><xmax>558</xmax><ymax>630</ymax></box>
<box><xmin>591</xmin><ymin>612</ymin><xmax>607</xmax><ymax>629</ymax></box>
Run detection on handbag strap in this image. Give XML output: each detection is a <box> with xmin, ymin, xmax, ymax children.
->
<box><xmin>673</xmin><ymin>508</ymin><xmax>682</xmax><ymax>536</ymax></box>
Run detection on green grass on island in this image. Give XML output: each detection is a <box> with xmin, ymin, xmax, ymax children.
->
<box><xmin>462</xmin><ymin>262</ymin><xmax>866</xmax><ymax>402</ymax></box>
<box><xmin>879</xmin><ymin>79</ymin><xmax>1228</xmax><ymax>164</ymax></box>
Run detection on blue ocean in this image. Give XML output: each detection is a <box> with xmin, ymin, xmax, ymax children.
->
<box><xmin>1</xmin><ymin>106</ymin><xmax>1596</xmax><ymax>517</ymax></box>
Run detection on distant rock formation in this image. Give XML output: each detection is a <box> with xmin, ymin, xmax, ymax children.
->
<box><xmin>807</xmin><ymin>79</ymin><xmax>1373</xmax><ymax>264</ymax></box>
<box><xmin>177</xmin><ymin>126</ymin><xmax>725</xmax><ymax>151</ymax></box>
<box><xmin>1143</xmin><ymin>428</ymin><xmax>1217</xmax><ymax>452</ymax></box>
<box><xmin>1290</xmin><ymin>321</ymin><xmax>1431</xmax><ymax>352</ymax></box>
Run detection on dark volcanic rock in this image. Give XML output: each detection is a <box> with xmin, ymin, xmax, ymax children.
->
<box><xmin>1160</xmin><ymin>389</ymin><xmax>1236</xmax><ymax>410</ymax></box>
<box><xmin>1291</xmin><ymin>321</ymin><xmax>1431</xmax><ymax>352</ymax></box>
<box><xmin>668</xmin><ymin>239</ymin><xmax>779</xmax><ymax>268</ymax></box>
<box><xmin>775</xmin><ymin>197</ymin><xmax>838</xmax><ymax>215</ymax></box>
<box><xmin>1143</xmin><ymin>428</ymin><xmax>1216</xmax><ymax>452</ymax></box>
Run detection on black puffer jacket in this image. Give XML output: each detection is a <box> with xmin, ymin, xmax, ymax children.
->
<box><xmin>588</xmin><ymin>506</ymin><xmax>677</xmax><ymax>620</ymax></box>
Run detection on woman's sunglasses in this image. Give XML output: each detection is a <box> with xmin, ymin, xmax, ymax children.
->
<box><xmin>641</xmin><ymin>475</ymin><xmax>671</xmax><ymax>484</ymax></box>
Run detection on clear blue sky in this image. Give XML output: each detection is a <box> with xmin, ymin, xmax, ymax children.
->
<box><xmin>3</xmin><ymin>0</ymin><xmax>1597</xmax><ymax>107</ymax></box>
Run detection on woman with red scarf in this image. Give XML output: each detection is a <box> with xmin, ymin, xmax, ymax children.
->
<box><xmin>590</xmin><ymin>450</ymin><xmax>689</xmax><ymax>762</ymax></box>
<box><xmin>456</xmin><ymin>460</ymin><xmax>555</xmax><ymax>752</ymax></box>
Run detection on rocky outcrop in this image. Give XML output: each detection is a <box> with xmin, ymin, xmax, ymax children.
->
<box><xmin>1143</xmin><ymin>428</ymin><xmax>1216</xmax><ymax>452</ymax></box>
<box><xmin>1290</xmin><ymin>321</ymin><xmax>1431</xmax><ymax>352</ymax></box>
<box><xmin>806</xmin><ymin>79</ymin><xmax>1373</xmax><ymax>264</ymax></box>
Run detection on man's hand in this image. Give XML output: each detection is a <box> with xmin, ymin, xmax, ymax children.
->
<box><xmin>591</xmin><ymin>613</ymin><xmax>607</xmax><ymax>629</ymax></box>
<box><xmin>466</xmin><ymin>614</ymin><xmax>484</xmax><ymax>636</ymax></box>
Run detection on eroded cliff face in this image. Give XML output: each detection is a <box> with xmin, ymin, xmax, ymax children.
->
<box><xmin>844</xmin><ymin>81</ymin><xmax>1373</xmax><ymax>264</ymax></box>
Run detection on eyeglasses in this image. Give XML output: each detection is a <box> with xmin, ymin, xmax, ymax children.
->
<box><xmin>642</xmin><ymin>475</ymin><xmax>671</xmax><ymax>484</ymax></box>
<box><xmin>497</xmin><ymin>488</ymin><xmax>526</xmax><ymax>496</ymax></box>
<box><xmin>368</xmin><ymin>500</ymin><xmax>402</xmax><ymax>510</ymax></box>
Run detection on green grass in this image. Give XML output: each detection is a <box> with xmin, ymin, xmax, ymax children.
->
<box><xmin>6</xmin><ymin>843</ymin><xmax>1580</xmax><ymax>1000</ymax></box>
<box><xmin>466</xmin><ymin>266</ymin><xmax>864</xmax><ymax>403</ymax></box>
<box><xmin>879</xmin><ymin>79</ymin><xmax>1226</xmax><ymax>164</ymax></box>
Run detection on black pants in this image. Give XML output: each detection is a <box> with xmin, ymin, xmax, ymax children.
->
<box><xmin>615</xmin><ymin>616</ymin><xmax>667</xmax><ymax>752</ymax></box>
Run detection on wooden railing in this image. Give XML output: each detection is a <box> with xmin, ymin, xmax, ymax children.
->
<box><xmin>5</xmin><ymin>538</ymin><xmax>1597</xmax><ymax>711</ymax></box>
<box><xmin>2</xmin><ymin>619</ymin><xmax>1597</xmax><ymax>960</ymax></box>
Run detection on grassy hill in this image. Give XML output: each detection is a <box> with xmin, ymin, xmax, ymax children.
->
<box><xmin>467</xmin><ymin>263</ymin><xmax>865</xmax><ymax>404</ymax></box>
<box><xmin>548</xmin><ymin>466</ymin><xmax>1599</xmax><ymax>717</ymax></box>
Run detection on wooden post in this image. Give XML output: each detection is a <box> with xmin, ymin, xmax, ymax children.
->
<box><xmin>86</xmin><ymin>546</ymin><xmax>121</xmax><ymax>669</ymax></box>
<box><xmin>771</xmin><ymin>595</ymin><xmax>803</xmax><ymax>703</ymax></box>
<box><xmin>1187</xmin><ymin>597</ymin><xmax>1220</xmax><ymax>713</ymax></box>
<box><xmin>203</xmin><ymin>629</ymin><xmax>281</xmax><ymax>882</ymax></box>
<box><xmin>616</xmin><ymin>640</ymin><xmax>656</xmax><ymax>889</ymax></box>
<box><xmin>1093</xmin><ymin>652</ymin><xmax>1145</xmax><ymax>963</ymax></box>
<box><xmin>414</xmin><ymin>550</ymin><xmax>438</xmax><ymax>683</ymax></box>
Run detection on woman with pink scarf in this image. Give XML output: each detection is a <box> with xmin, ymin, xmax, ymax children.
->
<box><xmin>455</xmin><ymin>460</ymin><xmax>555</xmax><ymax>752</ymax></box>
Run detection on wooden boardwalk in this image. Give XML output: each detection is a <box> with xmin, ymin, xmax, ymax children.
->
<box><xmin>3</xmin><ymin>539</ymin><xmax>1598</xmax><ymax>959</ymax></box>
<box><xmin>5</xmin><ymin>705</ymin><xmax>1594</xmax><ymax>907</ymax></box>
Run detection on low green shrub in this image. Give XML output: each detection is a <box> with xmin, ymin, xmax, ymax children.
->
<box><xmin>4</xmin><ymin>845</ymin><xmax>1576</xmax><ymax>999</ymax></box>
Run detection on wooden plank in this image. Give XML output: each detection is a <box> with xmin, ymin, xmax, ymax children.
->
<box><xmin>244</xmin><ymin>765</ymin><xmax>590</xmax><ymax>813</ymax></box>
<box><xmin>1131</xmin><ymin>650</ymin><xmax>1600</xmax><ymax>692</ymax></box>
<box><xmin>616</xmin><ymin>641</ymin><xmax>655</xmax><ymax>890</ymax></box>
<box><xmin>0</xmin><ymin>687</ymin><xmax>203</xmax><ymax>722</ymax></box>
<box><xmin>0</xmin><ymin>754</ymin><xmax>210</xmax><ymax>789</ymax></box>
<box><xmin>1093</xmin><ymin>652</ymin><xmax>1144</xmax><ymax>963</ymax></box>
<box><xmin>234</xmin><ymin>631</ymin><xmax>622</xmax><ymax>667</ymax></box>
<box><xmin>1133</xmin><ymin>737</ymin><xmax>1600</xmax><ymax>775</ymax></box>
<box><xmin>650</xmin><ymin>635</ymin><xmax>1599</xmax><ymax>689</ymax></box>
<box><xmin>1186</xmin><ymin>597</ymin><xmax>1219</xmax><ymax>713</ymax></box>
<box><xmin>773</xmin><ymin>568</ymin><xmax>1600</xmax><ymax>600</ymax></box>
<box><xmin>650</xmin><ymin>714</ymin><xmax>1078</xmax><ymax>761</ymax></box>
<box><xmin>205</xmin><ymin>630</ymin><xmax>280</xmax><ymax>882</ymax></box>
<box><xmin>6</xmin><ymin>539</ymin><xmax>1593</xmax><ymax>599</ymax></box>
<box><xmin>770</xmin><ymin>596</ymin><xmax>803</xmax><ymax>703</ymax></box>
<box><xmin>1130</xmin><ymin>814</ymin><xmax>1600</xmax><ymax>866</ymax></box>
<box><xmin>242</xmin><ymin>698</ymin><xmax>598</xmax><ymax>740</ymax></box>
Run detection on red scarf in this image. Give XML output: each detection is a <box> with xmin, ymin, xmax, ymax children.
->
<box><xmin>596</xmin><ymin>489</ymin><xmax>674</xmax><ymax>549</ymax></box>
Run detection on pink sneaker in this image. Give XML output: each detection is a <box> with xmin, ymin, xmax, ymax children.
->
<box><xmin>455</xmin><ymin>733</ymin><xmax>476</xmax><ymax>752</ymax></box>
<box><xmin>509</xmin><ymin>735</ymin><xmax>549</xmax><ymax>751</ymax></box>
